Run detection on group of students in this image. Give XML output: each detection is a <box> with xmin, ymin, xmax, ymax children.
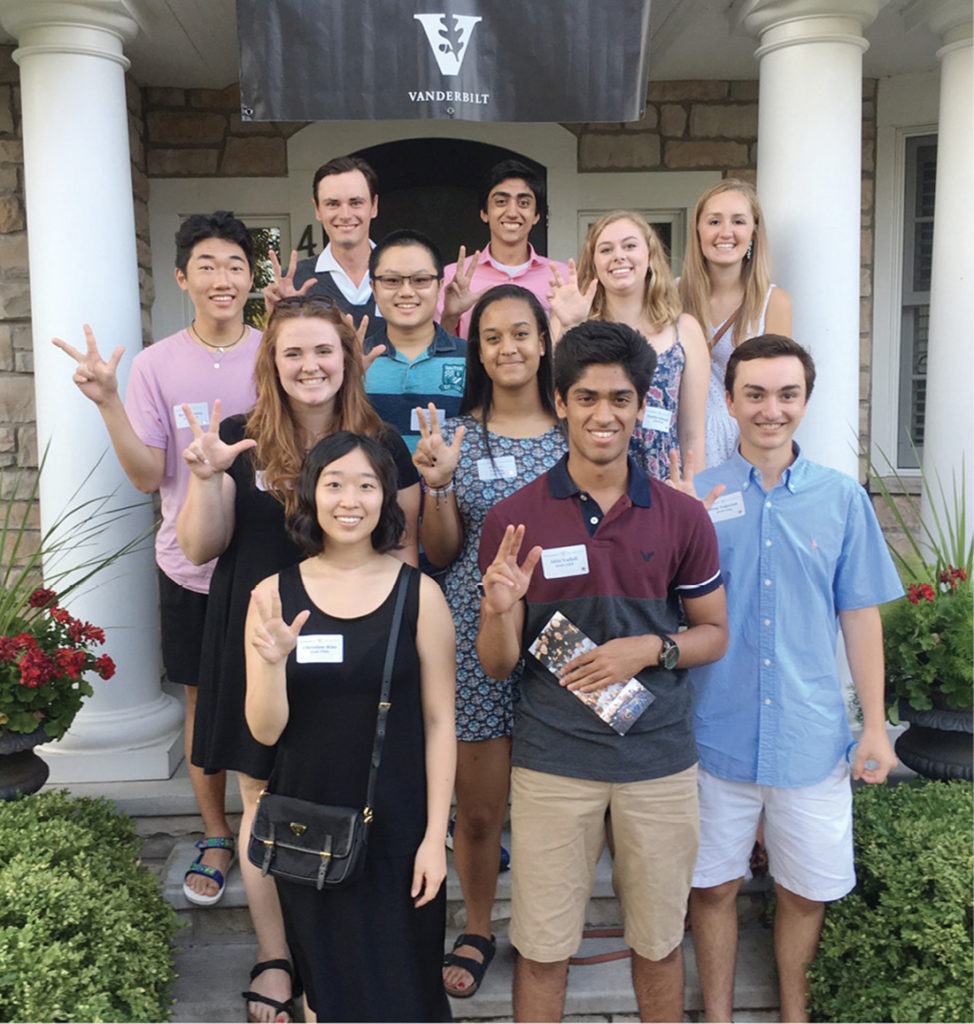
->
<box><xmin>54</xmin><ymin>152</ymin><xmax>902</xmax><ymax>1024</ymax></box>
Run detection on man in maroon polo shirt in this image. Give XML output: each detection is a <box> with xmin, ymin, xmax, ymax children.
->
<box><xmin>477</xmin><ymin>321</ymin><xmax>728</xmax><ymax>1022</ymax></box>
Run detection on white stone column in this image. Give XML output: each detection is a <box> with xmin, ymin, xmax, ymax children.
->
<box><xmin>906</xmin><ymin>0</ymin><xmax>973</xmax><ymax>533</ymax></box>
<box><xmin>0</xmin><ymin>0</ymin><xmax>183</xmax><ymax>781</ymax></box>
<box><xmin>739</xmin><ymin>0</ymin><xmax>888</xmax><ymax>477</ymax></box>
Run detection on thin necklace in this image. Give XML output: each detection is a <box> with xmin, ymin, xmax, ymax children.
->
<box><xmin>190</xmin><ymin>321</ymin><xmax>247</xmax><ymax>354</ymax></box>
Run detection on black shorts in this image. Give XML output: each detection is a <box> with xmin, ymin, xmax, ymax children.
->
<box><xmin>158</xmin><ymin>569</ymin><xmax>208</xmax><ymax>685</ymax></box>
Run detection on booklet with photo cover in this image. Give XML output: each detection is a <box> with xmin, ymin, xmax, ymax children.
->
<box><xmin>528</xmin><ymin>610</ymin><xmax>655</xmax><ymax>736</ymax></box>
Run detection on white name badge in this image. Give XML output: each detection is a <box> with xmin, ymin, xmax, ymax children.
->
<box><xmin>477</xmin><ymin>455</ymin><xmax>517</xmax><ymax>482</ymax></box>
<box><xmin>541</xmin><ymin>543</ymin><xmax>590</xmax><ymax>580</ymax></box>
<box><xmin>709</xmin><ymin>491</ymin><xmax>746</xmax><ymax>523</ymax></box>
<box><xmin>296</xmin><ymin>634</ymin><xmax>344</xmax><ymax>664</ymax></box>
<box><xmin>642</xmin><ymin>405</ymin><xmax>673</xmax><ymax>432</ymax></box>
<box><xmin>173</xmin><ymin>402</ymin><xmax>210</xmax><ymax>429</ymax></box>
<box><xmin>411</xmin><ymin>406</ymin><xmax>446</xmax><ymax>432</ymax></box>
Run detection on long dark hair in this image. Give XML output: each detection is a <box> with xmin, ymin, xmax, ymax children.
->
<box><xmin>287</xmin><ymin>432</ymin><xmax>404</xmax><ymax>556</ymax></box>
<box><xmin>461</xmin><ymin>285</ymin><xmax>557</xmax><ymax>461</ymax></box>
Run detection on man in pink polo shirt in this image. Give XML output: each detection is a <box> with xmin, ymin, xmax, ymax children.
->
<box><xmin>438</xmin><ymin>159</ymin><xmax>570</xmax><ymax>339</ymax></box>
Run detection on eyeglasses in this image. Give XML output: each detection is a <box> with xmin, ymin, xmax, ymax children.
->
<box><xmin>371</xmin><ymin>273</ymin><xmax>441</xmax><ymax>291</ymax></box>
<box><xmin>273</xmin><ymin>295</ymin><xmax>338</xmax><ymax>311</ymax></box>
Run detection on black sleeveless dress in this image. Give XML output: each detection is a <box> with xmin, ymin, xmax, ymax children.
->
<box><xmin>271</xmin><ymin>562</ymin><xmax>451</xmax><ymax>1022</ymax></box>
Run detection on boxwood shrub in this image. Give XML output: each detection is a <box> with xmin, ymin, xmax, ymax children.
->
<box><xmin>0</xmin><ymin>790</ymin><xmax>177</xmax><ymax>1022</ymax></box>
<box><xmin>808</xmin><ymin>779</ymin><xmax>973</xmax><ymax>1023</ymax></box>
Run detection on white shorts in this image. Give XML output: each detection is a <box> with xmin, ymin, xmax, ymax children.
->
<box><xmin>692</xmin><ymin>758</ymin><xmax>854</xmax><ymax>902</ymax></box>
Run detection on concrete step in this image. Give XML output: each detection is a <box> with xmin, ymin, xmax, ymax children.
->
<box><xmin>169</xmin><ymin>918</ymin><xmax>776</xmax><ymax>1022</ymax></box>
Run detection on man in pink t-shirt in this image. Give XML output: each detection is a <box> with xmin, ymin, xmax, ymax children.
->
<box><xmin>54</xmin><ymin>212</ymin><xmax>259</xmax><ymax>910</ymax></box>
<box><xmin>438</xmin><ymin>159</ymin><xmax>570</xmax><ymax>339</ymax></box>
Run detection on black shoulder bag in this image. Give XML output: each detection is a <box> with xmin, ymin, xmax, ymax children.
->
<box><xmin>247</xmin><ymin>569</ymin><xmax>409</xmax><ymax>890</ymax></box>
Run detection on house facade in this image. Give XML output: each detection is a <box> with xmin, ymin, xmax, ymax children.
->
<box><xmin>0</xmin><ymin>0</ymin><xmax>969</xmax><ymax>784</ymax></box>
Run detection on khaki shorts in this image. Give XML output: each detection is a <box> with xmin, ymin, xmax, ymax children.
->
<box><xmin>510</xmin><ymin>764</ymin><xmax>699</xmax><ymax>962</ymax></box>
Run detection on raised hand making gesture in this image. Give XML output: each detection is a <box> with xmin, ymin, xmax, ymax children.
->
<box><xmin>181</xmin><ymin>398</ymin><xmax>257</xmax><ymax>480</ymax></box>
<box><xmin>262</xmin><ymin>249</ymin><xmax>316</xmax><ymax>314</ymax></box>
<box><xmin>441</xmin><ymin>245</ymin><xmax>488</xmax><ymax>333</ymax></box>
<box><xmin>547</xmin><ymin>258</ymin><xmax>597</xmax><ymax>338</ymax></box>
<box><xmin>480</xmin><ymin>524</ymin><xmax>542</xmax><ymax>616</ymax></box>
<box><xmin>53</xmin><ymin>323</ymin><xmax>125</xmax><ymax>406</ymax></box>
<box><xmin>665</xmin><ymin>449</ymin><xmax>726</xmax><ymax>508</ymax></box>
<box><xmin>248</xmin><ymin>584</ymin><xmax>311</xmax><ymax>666</ymax></box>
<box><xmin>412</xmin><ymin>403</ymin><xmax>466</xmax><ymax>491</ymax></box>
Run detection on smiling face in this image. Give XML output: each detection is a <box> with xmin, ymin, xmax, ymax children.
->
<box><xmin>697</xmin><ymin>190</ymin><xmax>755</xmax><ymax>268</ymax></box>
<box><xmin>480</xmin><ymin>177</ymin><xmax>540</xmax><ymax>250</ymax></box>
<box><xmin>175</xmin><ymin>237</ymin><xmax>253</xmax><ymax>328</ymax></box>
<box><xmin>477</xmin><ymin>296</ymin><xmax>546</xmax><ymax>392</ymax></box>
<box><xmin>315</xmin><ymin>446</ymin><xmax>383</xmax><ymax>547</ymax></box>
<box><xmin>274</xmin><ymin>318</ymin><xmax>345</xmax><ymax>413</ymax></box>
<box><xmin>592</xmin><ymin>217</ymin><xmax>650</xmax><ymax>298</ymax></box>
<box><xmin>726</xmin><ymin>355</ymin><xmax>808</xmax><ymax>462</ymax></box>
<box><xmin>555</xmin><ymin>363</ymin><xmax>645</xmax><ymax>468</ymax></box>
<box><xmin>369</xmin><ymin>242</ymin><xmax>442</xmax><ymax>332</ymax></box>
<box><xmin>313</xmin><ymin>169</ymin><xmax>378</xmax><ymax>251</ymax></box>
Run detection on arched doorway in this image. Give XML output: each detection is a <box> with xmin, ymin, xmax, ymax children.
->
<box><xmin>352</xmin><ymin>138</ymin><xmax>549</xmax><ymax>259</ymax></box>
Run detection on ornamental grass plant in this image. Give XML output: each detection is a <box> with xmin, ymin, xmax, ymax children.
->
<box><xmin>0</xmin><ymin>455</ymin><xmax>150</xmax><ymax>738</ymax></box>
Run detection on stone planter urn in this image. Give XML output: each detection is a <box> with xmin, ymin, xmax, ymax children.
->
<box><xmin>0</xmin><ymin>726</ymin><xmax>51</xmax><ymax>800</ymax></box>
<box><xmin>894</xmin><ymin>700</ymin><xmax>973</xmax><ymax>781</ymax></box>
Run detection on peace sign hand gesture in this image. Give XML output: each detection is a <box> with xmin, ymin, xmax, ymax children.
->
<box><xmin>665</xmin><ymin>449</ymin><xmax>725</xmax><ymax>509</ymax></box>
<box><xmin>412</xmin><ymin>404</ymin><xmax>465</xmax><ymax>490</ymax></box>
<box><xmin>263</xmin><ymin>248</ymin><xmax>316</xmax><ymax>314</ymax></box>
<box><xmin>442</xmin><ymin>245</ymin><xmax>488</xmax><ymax>321</ymax></box>
<box><xmin>249</xmin><ymin>584</ymin><xmax>310</xmax><ymax>666</ymax></box>
<box><xmin>181</xmin><ymin>398</ymin><xmax>257</xmax><ymax>480</ymax></box>
<box><xmin>481</xmin><ymin>524</ymin><xmax>542</xmax><ymax>616</ymax></box>
<box><xmin>52</xmin><ymin>324</ymin><xmax>124</xmax><ymax>407</ymax></box>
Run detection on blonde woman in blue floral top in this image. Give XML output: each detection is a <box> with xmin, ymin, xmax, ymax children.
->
<box><xmin>412</xmin><ymin>284</ymin><xmax>565</xmax><ymax>999</ymax></box>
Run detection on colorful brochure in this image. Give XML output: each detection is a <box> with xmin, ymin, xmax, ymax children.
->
<box><xmin>528</xmin><ymin>610</ymin><xmax>655</xmax><ymax>735</ymax></box>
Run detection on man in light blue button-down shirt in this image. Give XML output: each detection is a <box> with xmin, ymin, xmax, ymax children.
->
<box><xmin>686</xmin><ymin>335</ymin><xmax>903</xmax><ymax>1023</ymax></box>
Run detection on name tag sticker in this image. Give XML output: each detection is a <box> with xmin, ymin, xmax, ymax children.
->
<box><xmin>642</xmin><ymin>405</ymin><xmax>673</xmax><ymax>432</ymax></box>
<box><xmin>541</xmin><ymin>544</ymin><xmax>590</xmax><ymax>580</ymax></box>
<box><xmin>296</xmin><ymin>634</ymin><xmax>344</xmax><ymax>664</ymax></box>
<box><xmin>410</xmin><ymin>406</ymin><xmax>446</xmax><ymax>432</ymax></box>
<box><xmin>709</xmin><ymin>491</ymin><xmax>746</xmax><ymax>523</ymax></box>
<box><xmin>173</xmin><ymin>402</ymin><xmax>210</xmax><ymax>429</ymax></box>
<box><xmin>477</xmin><ymin>455</ymin><xmax>517</xmax><ymax>481</ymax></box>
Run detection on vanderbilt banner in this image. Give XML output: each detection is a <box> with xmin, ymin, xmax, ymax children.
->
<box><xmin>236</xmin><ymin>0</ymin><xmax>652</xmax><ymax>123</ymax></box>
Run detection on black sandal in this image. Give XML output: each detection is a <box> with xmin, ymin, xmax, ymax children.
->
<box><xmin>442</xmin><ymin>933</ymin><xmax>496</xmax><ymax>998</ymax></box>
<box><xmin>242</xmin><ymin>958</ymin><xmax>298</xmax><ymax>1022</ymax></box>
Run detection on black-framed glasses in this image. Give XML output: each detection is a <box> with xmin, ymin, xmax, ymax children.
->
<box><xmin>274</xmin><ymin>295</ymin><xmax>338</xmax><ymax>310</ymax></box>
<box><xmin>371</xmin><ymin>273</ymin><xmax>441</xmax><ymax>291</ymax></box>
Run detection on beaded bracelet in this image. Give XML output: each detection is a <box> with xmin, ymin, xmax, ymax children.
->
<box><xmin>423</xmin><ymin>478</ymin><xmax>455</xmax><ymax>497</ymax></box>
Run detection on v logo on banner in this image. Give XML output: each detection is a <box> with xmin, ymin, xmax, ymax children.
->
<box><xmin>413</xmin><ymin>13</ymin><xmax>483</xmax><ymax>76</ymax></box>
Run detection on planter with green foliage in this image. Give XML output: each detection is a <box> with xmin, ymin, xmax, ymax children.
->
<box><xmin>808</xmin><ymin>779</ymin><xmax>973</xmax><ymax>1023</ymax></box>
<box><xmin>0</xmin><ymin>790</ymin><xmax>178</xmax><ymax>1023</ymax></box>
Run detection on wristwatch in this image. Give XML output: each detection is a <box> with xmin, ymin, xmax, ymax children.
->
<box><xmin>656</xmin><ymin>634</ymin><xmax>679</xmax><ymax>670</ymax></box>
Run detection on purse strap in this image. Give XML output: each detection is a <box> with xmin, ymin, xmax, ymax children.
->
<box><xmin>363</xmin><ymin>566</ymin><xmax>411</xmax><ymax>820</ymax></box>
<box><xmin>710</xmin><ymin>304</ymin><xmax>741</xmax><ymax>349</ymax></box>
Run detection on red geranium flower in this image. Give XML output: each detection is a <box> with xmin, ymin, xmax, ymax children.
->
<box><xmin>18</xmin><ymin>647</ymin><xmax>56</xmax><ymax>688</ymax></box>
<box><xmin>28</xmin><ymin>588</ymin><xmax>58</xmax><ymax>608</ymax></box>
<box><xmin>94</xmin><ymin>655</ymin><xmax>116</xmax><ymax>680</ymax></box>
<box><xmin>55</xmin><ymin>648</ymin><xmax>87</xmax><ymax>680</ymax></box>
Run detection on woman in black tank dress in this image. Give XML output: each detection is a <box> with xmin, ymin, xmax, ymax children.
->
<box><xmin>245</xmin><ymin>433</ymin><xmax>456</xmax><ymax>1022</ymax></box>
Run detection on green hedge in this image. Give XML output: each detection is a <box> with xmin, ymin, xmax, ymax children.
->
<box><xmin>0</xmin><ymin>790</ymin><xmax>177</xmax><ymax>1022</ymax></box>
<box><xmin>808</xmin><ymin>780</ymin><xmax>973</xmax><ymax>1023</ymax></box>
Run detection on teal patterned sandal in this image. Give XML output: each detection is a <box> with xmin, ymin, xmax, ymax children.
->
<box><xmin>182</xmin><ymin>836</ymin><xmax>235</xmax><ymax>906</ymax></box>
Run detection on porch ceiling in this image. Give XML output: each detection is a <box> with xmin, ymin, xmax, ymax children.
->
<box><xmin>1</xmin><ymin>0</ymin><xmax>943</xmax><ymax>90</ymax></box>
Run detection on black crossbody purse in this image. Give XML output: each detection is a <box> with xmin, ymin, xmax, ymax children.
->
<box><xmin>247</xmin><ymin>570</ymin><xmax>409</xmax><ymax>890</ymax></box>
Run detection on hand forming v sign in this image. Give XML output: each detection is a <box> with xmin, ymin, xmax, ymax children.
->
<box><xmin>181</xmin><ymin>398</ymin><xmax>256</xmax><ymax>480</ymax></box>
<box><xmin>442</xmin><ymin>244</ymin><xmax>488</xmax><ymax>320</ymax></box>
<box><xmin>665</xmin><ymin>449</ymin><xmax>725</xmax><ymax>509</ymax></box>
<box><xmin>481</xmin><ymin>524</ymin><xmax>542</xmax><ymax>616</ymax></box>
<box><xmin>546</xmin><ymin>258</ymin><xmax>597</xmax><ymax>331</ymax></box>
<box><xmin>52</xmin><ymin>324</ymin><xmax>124</xmax><ymax>406</ymax></box>
<box><xmin>412</xmin><ymin>403</ymin><xmax>466</xmax><ymax>490</ymax></box>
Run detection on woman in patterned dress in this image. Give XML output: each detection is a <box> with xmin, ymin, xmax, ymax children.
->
<box><xmin>678</xmin><ymin>179</ymin><xmax>793</xmax><ymax>467</ymax></box>
<box><xmin>548</xmin><ymin>210</ymin><xmax>709</xmax><ymax>480</ymax></box>
<box><xmin>412</xmin><ymin>284</ymin><xmax>566</xmax><ymax>999</ymax></box>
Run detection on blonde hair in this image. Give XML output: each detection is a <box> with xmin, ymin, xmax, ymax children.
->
<box><xmin>678</xmin><ymin>179</ymin><xmax>773</xmax><ymax>351</ymax></box>
<box><xmin>577</xmin><ymin>211</ymin><xmax>682</xmax><ymax>331</ymax></box>
<box><xmin>246</xmin><ymin>302</ymin><xmax>384</xmax><ymax>517</ymax></box>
